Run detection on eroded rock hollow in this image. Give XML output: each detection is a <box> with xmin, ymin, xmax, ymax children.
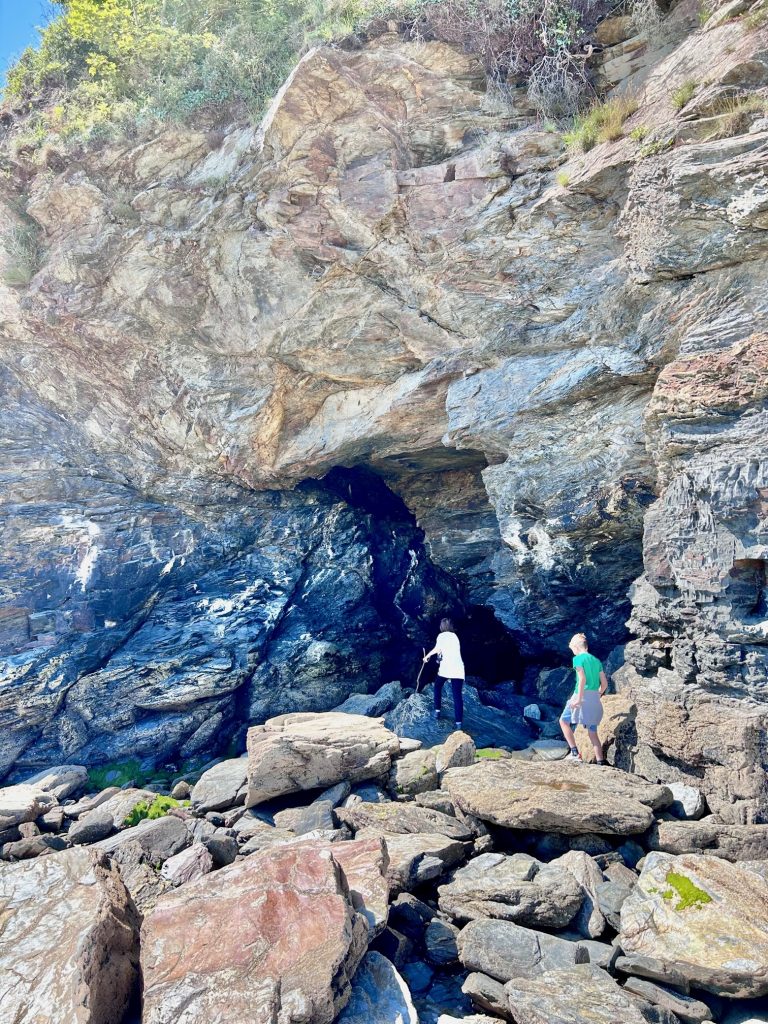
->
<box><xmin>1</xmin><ymin>1</ymin><xmax>767</xmax><ymax>820</ymax></box>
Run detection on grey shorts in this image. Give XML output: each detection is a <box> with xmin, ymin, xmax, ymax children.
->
<box><xmin>560</xmin><ymin>690</ymin><xmax>603</xmax><ymax>731</ymax></box>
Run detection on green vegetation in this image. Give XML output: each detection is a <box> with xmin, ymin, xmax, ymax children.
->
<box><xmin>123</xmin><ymin>795</ymin><xmax>188</xmax><ymax>828</ymax></box>
<box><xmin>705</xmin><ymin>94</ymin><xmax>768</xmax><ymax>140</ymax></box>
<box><xmin>672</xmin><ymin>79</ymin><xmax>697</xmax><ymax>111</ymax></box>
<box><xmin>87</xmin><ymin>755</ymin><xmax>209</xmax><ymax>792</ymax></box>
<box><xmin>745</xmin><ymin>2</ymin><xmax>768</xmax><ymax>30</ymax></box>
<box><xmin>638</xmin><ymin>136</ymin><xmax>674</xmax><ymax>158</ymax></box>
<box><xmin>1</xmin><ymin>206</ymin><xmax>44</xmax><ymax>287</ymax></box>
<box><xmin>556</xmin><ymin>170</ymin><xmax>571</xmax><ymax>187</ymax></box>
<box><xmin>661</xmin><ymin>871</ymin><xmax>713</xmax><ymax>911</ymax></box>
<box><xmin>476</xmin><ymin>747</ymin><xmax>506</xmax><ymax>759</ymax></box>
<box><xmin>629</xmin><ymin>124</ymin><xmax>649</xmax><ymax>142</ymax></box>
<box><xmin>563</xmin><ymin>94</ymin><xmax>638</xmax><ymax>152</ymax></box>
<box><xmin>1</xmin><ymin>1</ymin><xmax>634</xmax><ymax>148</ymax></box>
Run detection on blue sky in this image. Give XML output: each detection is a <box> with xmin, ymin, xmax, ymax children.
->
<box><xmin>1</xmin><ymin>1</ymin><xmax>51</xmax><ymax>84</ymax></box>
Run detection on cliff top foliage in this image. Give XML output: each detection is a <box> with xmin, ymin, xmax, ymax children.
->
<box><xmin>2</xmin><ymin>0</ymin><xmax>620</xmax><ymax>149</ymax></box>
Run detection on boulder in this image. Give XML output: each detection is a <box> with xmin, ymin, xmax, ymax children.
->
<box><xmin>62</xmin><ymin>786</ymin><xmax>121</xmax><ymax>818</ymax></box>
<box><xmin>526</xmin><ymin>739</ymin><xmax>570</xmax><ymax>762</ymax></box>
<box><xmin>79</xmin><ymin>788</ymin><xmax>158</xmax><ymax>830</ymax></box>
<box><xmin>274</xmin><ymin>800</ymin><xmax>336</xmax><ymax>835</ymax></box>
<box><xmin>550</xmin><ymin>850</ymin><xmax>606</xmax><ymax>938</ymax></box>
<box><xmin>190</xmin><ymin>758</ymin><xmax>248</xmax><ymax>812</ymax></box>
<box><xmin>442</xmin><ymin>759</ymin><xmax>671</xmax><ymax>835</ymax></box>
<box><xmin>21</xmin><ymin>765</ymin><xmax>88</xmax><ymax>800</ymax></box>
<box><xmin>578</xmin><ymin>939</ymin><xmax>619</xmax><ymax>970</ymax></box>
<box><xmin>622</xmin><ymin>978</ymin><xmax>712</xmax><ymax>1024</ymax></box>
<box><xmin>336</xmin><ymin>951</ymin><xmax>418</xmax><ymax>1024</ymax></box>
<box><xmin>0</xmin><ymin>784</ymin><xmax>58</xmax><ymax>830</ymax></box>
<box><xmin>322</xmin><ymin>836</ymin><xmax>391</xmax><ymax>938</ymax></box>
<box><xmin>439</xmin><ymin>852</ymin><xmax>583</xmax><ymax>929</ymax></box>
<box><xmin>68</xmin><ymin>811</ymin><xmax>114</xmax><ymax>846</ymax></box>
<box><xmin>576</xmin><ymin>695</ymin><xmax>637</xmax><ymax>765</ymax></box>
<box><xmin>141</xmin><ymin>841</ymin><xmax>370</xmax><ymax>1023</ymax></box>
<box><xmin>96</xmin><ymin>813</ymin><xmax>191</xmax><ymax>865</ymax></box>
<box><xmin>457</xmin><ymin>919</ymin><xmax>589</xmax><ymax>983</ymax></box>
<box><xmin>389</xmin><ymin>892</ymin><xmax>435</xmax><ymax>940</ymax></box>
<box><xmin>358</xmin><ymin>828</ymin><xmax>468</xmax><ymax>893</ymax></box>
<box><xmin>620</xmin><ymin>852</ymin><xmax>768</xmax><ymax>996</ymax></box>
<box><xmin>239</xmin><ymin>823</ymin><xmax>298</xmax><ymax>855</ymax></box>
<box><xmin>386</xmin><ymin>690</ymin><xmax>533</xmax><ymax>751</ymax></box>
<box><xmin>614</xmin><ymin>954</ymin><xmax>693</xmax><ymax>993</ymax></box>
<box><xmin>201</xmin><ymin>831</ymin><xmax>238</xmax><ymax>867</ymax></box>
<box><xmin>334</xmin><ymin>682</ymin><xmax>404</xmax><ymax>717</ymax></box>
<box><xmin>109</xmin><ymin>839</ymin><xmax>173</xmax><ymax>915</ymax></box>
<box><xmin>436</xmin><ymin>731</ymin><xmax>476</xmax><ymax>774</ymax></box>
<box><xmin>369</xmin><ymin>925</ymin><xmax>413</xmax><ymax>967</ymax></box>
<box><xmin>160</xmin><ymin>841</ymin><xmax>214</xmax><ymax>886</ymax></box>
<box><xmin>317</xmin><ymin>780</ymin><xmax>352</xmax><ymax>807</ymax></box>
<box><xmin>668</xmin><ymin>783</ymin><xmax>707</xmax><ymax>821</ymax></box>
<box><xmin>171</xmin><ymin>780</ymin><xmax>191</xmax><ymax>800</ymax></box>
<box><xmin>337</xmin><ymin>800</ymin><xmax>473</xmax><ymax>842</ymax></box>
<box><xmin>504</xmin><ymin>963</ymin><xmax>659</xmax><ymax>1024</ymax></box>
<box><xmin>388</xmin><ymin>747</ymin><xmax>439</xmax><ymax>797</ymax></box>
<box><xmin>416</xmin><ymin>791</ymin><xmax>457</xmax><ymax>815</ymax></box>
<box><xmin>425</xmin><ymin>919</ymin><xmax>460</xmax><ymax>965</ymax></box>
<box><xmin>246</xmin><ymin>713</ymin><xmax>400</xmax><ymax>807</ymax></box>
<box><xmin>462</xmin><ymin>972</ymin><xmax>513</xmax><ymax>1020</ymax></box>
<box><xmin>648</xmin><ymin>819</ymin><xmax>768</xmax><ymax>861</ymax></box>
<box><xmin>596</xmin><ymin>878</ymin><xmax>633</xmax><ymax>931</ymax></box>
<box><xmin>1</xmin><ymin>834</ymin><xmax>69</xmax><ymax>860</ymax></box>
<box><xmin>0</xmin><ymin>848</ymin><xmax>139</xmax><ymax>1024</ymax></box>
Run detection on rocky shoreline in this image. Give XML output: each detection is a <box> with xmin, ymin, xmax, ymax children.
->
<box><xmin>2</xmin><ymin>697</ymin><xmax>767</xmax><ymax>1024</ymax></box>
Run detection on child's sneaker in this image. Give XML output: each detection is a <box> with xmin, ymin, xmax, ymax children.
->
<box><xmin>568</xmin><ymin>748</ymin><xmax>583</xmax><ymax>762</ymax></box>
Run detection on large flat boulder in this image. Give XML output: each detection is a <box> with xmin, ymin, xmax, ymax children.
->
<box><xmin>246</xmin><ymin>713</ymin><xmax>401</xmax><ymax>807</ymax></box>
<box><xmin>457</xmin><ymin>918</ymin><xmax>589</xmax><ymax>983</ymax></box>
<box><xmin>438</xmin><ymin>852</ymin><xmax>583</xmax><ymax>928</ymax></box>
<box><xmin>504</xmin><ymin>963</ymin><xmax>656</xmax><ymax>1024</ymax></box>
<box><xmin>95</xmin><ymin>813</ymin><xmax>190</xmax><ymax>865</ymax></box>
<box><xmin>648</xmin><ymin>818</ymin><xmax>768</xmax><ymax>861</ymax></box>
<box><xmin>442</xmin><ymin>760</ymin><xmax>671</xmax><ymax>835</ymax></box>
<box><xmin>0</xmin><ymin>784</ymin><xmax>58</xmax><ymax>829</ymax></box>
<box><xmin>312</xmin><ymin>836</ymin><xmax>391</xmax><ymax>938</ymax></box>
<box><xmin>620</xmin><ymin>852</ymin><xmax>768</xmax><ymax>997</ymax></box>
<box><xmin>22</xmin><ymin>765</ymin><xmax>88</xmax><ymax>800</ymax></box>
<box><xmin>141</xmin><ymin>841</ymin><xmax>370</xmax><ymax>1023</ymax></box>
<box><xmin>336</xmin><ymin>800</ymin><xmax>474</xmax><ymax>842</ymax></box>
<box><xmin>0</xmin><ymin>848</ymin><xmax>139</xmax><ymax>1024</ymax></box>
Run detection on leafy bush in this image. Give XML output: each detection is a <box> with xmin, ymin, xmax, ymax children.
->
<box><xmin>563</xmin><ymin>94</ymin><xmax>638</xmax><ymax>152</ymax></box>
<box><xmin>123</xmin><ymin>795</ymin><xmax>188</xmax><ymax>827</ymax></box>
<box><xmin>672</xmin><ymin>79</ymin><xmax>697</xmax><ymax>111</ymax></box>
<box><xmin>556</xmin><ymin>169</ymin><xmax>571</xmax><ymax>186</ymax></box>
<box><xmin>2</xmin><ymin>0</ymin><xmax>619</xmax><ymax>144</ymax></box>
<box><xmin>629</xmin><ymin>123</ymin><xmax>648</xmax><ymax>141</ymax></box>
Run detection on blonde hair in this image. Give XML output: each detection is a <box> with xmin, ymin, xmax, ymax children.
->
<box><xmin>569</xmin><ymin>633</ymin><xmax>588</xmax><ymax>652</ymax></box>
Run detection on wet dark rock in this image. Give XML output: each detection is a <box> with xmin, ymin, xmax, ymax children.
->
<box><xmin>1</xmin><ymin>834</ymin><xmax>69</xmax><ymax>860</ymax></box>
<box><xmin>389</xmin><ymin>893</ymin><xmax>436</xmax><ymax>942</ymax></box>
<box><xmin>425</xmin><ymin>919</ymin><xmax>460</xmax><ymax>966</ymax></box>
<box><xmin>200</xmin><ymin>832</ymin><xmax>238</xmax><ymax>867</ymax></box>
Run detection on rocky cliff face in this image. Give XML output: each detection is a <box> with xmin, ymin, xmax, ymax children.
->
<box><xmin>1</xmin><ymin>1</ymin><xmax>767</xmax><ymax>814</ymax></box>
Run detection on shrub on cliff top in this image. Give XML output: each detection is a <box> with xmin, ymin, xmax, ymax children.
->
<box><xmin>3</xmin><ymin>0</ymin><xmax>619</xmax><ymax>146</ymax></box>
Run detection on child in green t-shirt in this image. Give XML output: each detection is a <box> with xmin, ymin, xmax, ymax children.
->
<box><xmin>559</xmin><ymin>632</ymin><xmax>609</xmax><ymax>764</ymax></box>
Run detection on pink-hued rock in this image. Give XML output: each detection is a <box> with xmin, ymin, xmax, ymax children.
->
<box><xmin>0</xmin><ymin>847</ymin><xmax>139</xmax><ymax>1024</ymax></box>
<box><xmin>141</xmin><ymin>840</ymin><xmax>371</xmax><ymax>1023</ymax></box>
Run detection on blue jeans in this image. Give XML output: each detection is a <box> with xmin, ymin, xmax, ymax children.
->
<box><xmin>434</xmin><ymin>676</ymin><xmax>464</xmax><ymax>724</ymax></box>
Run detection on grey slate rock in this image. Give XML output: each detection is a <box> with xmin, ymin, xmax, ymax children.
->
<box><xmin>95</xmin><ymin>814</ymin><xmax>190</xmax><ymax>866</ymax></box>
<box><xmin>457</xmin><ymin>918</ymin><xmax>589</xmax><ymax>983</ymax></box>
<box><xmin>389</xmin><ymin>892</ymin><xmax>435</xmax><ymax>941</ymax></box>
<box><xmin>67</xmin><ymin>811</ymin><xmax>114</xmax><ymax>846</ymax></box>
<box><xmin>461</xmin><ymin>973</ymin><xmax>513</xmax><ymax>1020</ymax></box>
<box><xmin>596</xmin><ymin>878</ymin><xmax>634</xmax><ymax>930</ymax></box>
<box><xmin>615</xmin><ymin>954</ymin><xmax>691</xmax><ymax>993</ymax></box>
<box><xmin>201</xmin><ymin>831</ymin><xmax>238</xmax><ymax>867</ymax></box>
<box><xmin>425</xmin><ymin>919</ymin><xmax>460</xmax><ymax>965</ymax></box>
<box><xmin>623</xmin><ymin>978</ymin><xmax>712</xmax><ymax>1024</ymax></box>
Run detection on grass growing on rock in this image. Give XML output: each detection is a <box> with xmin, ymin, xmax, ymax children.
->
<box><xmin>476</xmin><ymin>747</ymin><xmax>507</xmax><ymax>760</ymax></box>
<box><xmin>123</xmin><ymin>795</ymin><xmax>188</xmax><ymax>828</ymax></box>
<box><xmin>704</xmin><ymin>94</ymin><xmax>768</xmax><ymax>139</ymax></box>
<box><xmin>563</xmin><ymin>94</ymin><xmax>638</xmax><ymax>152</ymax></box>
<box><xmin>672</xmin><ymin>79</ymin><xmax>697</xmax><ymax>111</ymax></box>
<box><xmin>661</xmin><ymin>871</ymin><xmax>713</xmax><ymax>911</ymax></box>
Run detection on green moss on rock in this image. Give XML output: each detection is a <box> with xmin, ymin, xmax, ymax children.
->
<box><xmin>660</xmin><ymin>871</ymin><xmax>712</xmax><ymax>911</ymax></box>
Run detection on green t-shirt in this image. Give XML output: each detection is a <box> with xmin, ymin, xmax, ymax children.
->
<box><xmin>572</xmin><ymin>652</ymin><xmax>603</xmax><ymax>694</ymax></box>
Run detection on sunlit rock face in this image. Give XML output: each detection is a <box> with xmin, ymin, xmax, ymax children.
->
<box><xmin>1</xmin><ymin>8</ymin><xmax>767</xmax><ymax>799</ymax></box>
